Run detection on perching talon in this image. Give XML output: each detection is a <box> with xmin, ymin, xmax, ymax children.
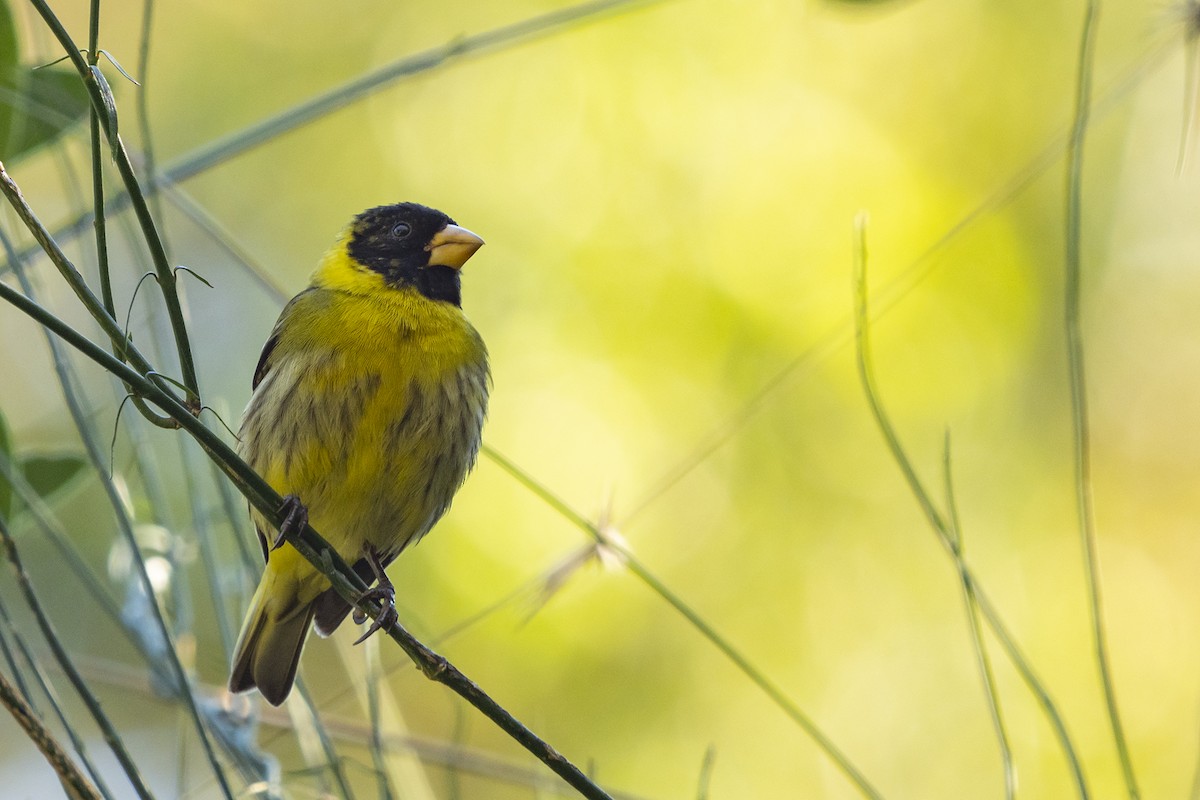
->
<box><xmin>272</xmin><ymin>494</ymin><xmax>308</xmax><ymax>550</ymax></box>
<box><xmin>353</xmin><ymin>547</ymin><xmax>398</xmax><ymax>644</ymax></box>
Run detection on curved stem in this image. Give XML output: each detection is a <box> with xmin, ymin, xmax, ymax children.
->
<box><xmin>852</xmin><ymin>216</ymin><xmax>1090</xmax><ymax>798</ymax></box>
<box><xmin>0</xmin><ymin>164</ymin><xmax>156</xmax><ymax>375</ymax></box>
<box><xmin>27</xmin><ymin>0</ymin><xmax>202</xmax><ymax>408</ymax></box>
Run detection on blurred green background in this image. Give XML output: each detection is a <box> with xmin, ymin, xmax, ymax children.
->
<box><xmin>2</xmin><ymin>0</ymin><xmax>1200</xmax><ymax>798</ymax></box>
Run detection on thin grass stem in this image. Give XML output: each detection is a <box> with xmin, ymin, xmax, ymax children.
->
<box><xmin>293</xmin><ymin>676</ymin><xmax>356</xmax><ymax>800</ymax></box>
<box><xmin>619</xmin><ymin>35</ymin><xmax>1179</xmax><ymax>528</ymax></box>
<box><xmin>159</xmin><ymin>0</ymin><xmax>672</xmax><ymax>185</ymax></box>
<box><xmin>1064</xmin><ymin>3</ymin><xmax>1140</xmax><ymax>797</ymax></box>
<box><xmin>365</xmin><ymin>636</ymin><xmax>398</xmax><ymax>800</ymax></box>
<box><xmin>0</xmin><ymin>449</ymin><xmax>128</xmax><ymax>640</ymax></box>
<box><xmin>0</xmin><ymin>162</ymin><xmax>165</xmax><ymax>386</ymax></box>
<box><xmin>209</xmin><ymin>458</ymin><xmax>260</xmax><ymax>575</ymax></box>
<box><xmin>0</xmin><ymin>515</ymin><xmax>154</xmax><ymax>799</ymax></box>
<box><xmin>85</xmin><ymin>0</ymin><xmax>114</xmax><ymax>321</ymax></box>
<box><xmin>482</xmin><ymin>445</ymin><xmax>884</xmax><ymax>800</ymax></box>
<box><xmin>852</xmin><ymin>215</ymin><xmax>1089</xmax><ymax>799</ymax></box>
<box><xmin>941</xmin><ymin>434</ymin><xmax>1015</xmax><ymax>800</ymax></box>
<box><xmin>0</xmin><ymin>667</ymin><xmax>103</xmax><ymax>800</ymax></box>
<box><xmin>0</xmin><ymin>610</ymin><xmax>33</xmax><ymax>703</ymax></box>
<box><xmin>4</xmin><ymin>251</ymin><xmax>235</xmax><ymax>800</ymax></box>
<box><xmin>28</xmin><ymin>0</ymin><xmax>202</xmax><ymax>406</ymax></box>
<box><xmin>0</xmin><ymin>594</ymin><xmax>117</xmax><ymax>800</ymax></box>
<box><xmin>1178</xmin><ymin>6</ymin><xmax>1200</xmax><ymax>174</ymax></box>
<box><xmin>2</xmin><ymin>0</ymin><xmax>679</xmax><ymax>276</ymax></box>
<box><xmin>695</xmin><ymin>745</ymin><xmax>716</xmax><ymax>800</ymax></box>
<box><xmin>135</xmin><ymin>0</ymin><xmax>168</xmax><ymax>243</ymax></box>
<box><xmin>179</xmin><ymin>440</ymin><xmax>237</xmax><ymax>658</ymax></box>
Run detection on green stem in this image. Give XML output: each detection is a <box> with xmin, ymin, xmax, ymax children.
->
<box><xmin>942</xmin><ymin>435</ymin><xmax>1015</xmax><ymax>800</ymax></box>
<box><xmin>4</xmin><ymin>261</ymin><xmax>235</xmax><ymax>800</ymax></box>
<box><xmin>0</xmin><ymin>515</ymin><xmax>154</xmax><ymax>800</ymax></box>
<box><xmin>366</xmin><ymin>637</ymin><xmax>398</xmax><ymax>800</ymax></box>
<box><xmin>0</xmin><ymin>593</ymin><xmax>117</xmax><ymax>800</ymax></box>
<box><xmin>0</xmin><ymin>164</ymin><xmax>160</xmax><ymax>380</ymax></box>
<box><xmin>293</xmin><ymin>677</ymin><xmax>356</xmax><ymax>800</ymax></box>
<box><xmin>483</xmin><ymin>446</ymin><xmax>884</xmax><ymax>800</ymax></box>
<box><xmin>0</xmin><ymin>669</ymin><xmax>103</xmax><ymax>800</ymax></box>
<box><xmin>87</xmin><ymin>0</ymin><xmax>112</xmax><ymax>316</ymax></box>
<box><xmin>1064</xmin><ymin>3</ymin><xmax>1139</xmax><ymax>798</ymax></box>
<box><xmin>179</xmin><ymin>439</ymin><xmax>237</xmax><ymax>658</ymax></box>
<box><xmin>852</xmin><ymin>215</ymin><xmax>1089</xmax><ymax>798</ymax></box>
<box><xmin>136</xmin><ymin>0</ymin><xmax>167</xmax><ymax>238</ymax></box>
<box><xmin>161</xmin><ymin>0</ymin><xmax>670</xmax><ymax>183</ymax></box>
<box><xmin>27</xmin><ymin>0</ymin><xmax>202</xmax><ymax>407</ymax></box>
<box><xmin>85</xmin><ymin>1</ymin><xmax>172</xmax><ymax>431</ymax></box>
<box><xmin>88</xmin><ymin>119</ymin><xmax>113</xmax><ymax>316</ymax></box>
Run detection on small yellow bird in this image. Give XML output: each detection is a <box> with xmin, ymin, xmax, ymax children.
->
<box><xmin>229</xmin><ymin>202</ymin><xmax>489</xmax><ymax>706</ymax></box>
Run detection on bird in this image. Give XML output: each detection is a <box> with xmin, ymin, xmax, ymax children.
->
<box><xmin>228</xmin><ymin>202</ymin><xmax>489</xmax><ymax>706</ymax></box>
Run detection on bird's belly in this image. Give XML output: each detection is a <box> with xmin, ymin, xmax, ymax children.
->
<box><xmin>240</xmin><ymin>352</ymin><xmax>487</xmax><ymax>562</ymax></box>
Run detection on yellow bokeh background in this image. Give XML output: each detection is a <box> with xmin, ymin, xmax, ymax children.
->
<box><xmin>3</xmin><ymin>0</ymin><xmax>1200</xmax><ymax>798</ymax></box>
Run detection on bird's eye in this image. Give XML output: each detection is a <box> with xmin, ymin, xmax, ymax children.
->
<box><xmin>391</xmin><ymin>222</ymin><xmax>412</xmax><ymax>239</ymax></box>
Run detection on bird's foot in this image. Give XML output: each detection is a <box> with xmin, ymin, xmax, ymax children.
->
<box><xmin>352</xmin><ymin>582</ymin><xmax>397</xmax><ymax>644</ymax></box>
<box><xmin>272</xmin><ymin>494</ymin><xmax>308</xmax><ymax>551</ymax></box>
<box><xmin>352</xmin><ymin>550</ymin><xmax>397</xmax><ymax>644</ymax></box>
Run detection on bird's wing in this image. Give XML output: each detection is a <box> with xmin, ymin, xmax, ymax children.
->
<box><xmin>252</xmin><ymin>287</ymin><xmax>319</xmax><ymax>390</ymax></box>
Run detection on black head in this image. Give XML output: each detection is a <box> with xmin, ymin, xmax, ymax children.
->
<box><xmin>346</xmin><ymin>202</ymin><xmax>484</xmax><ymax>306</ymax></box>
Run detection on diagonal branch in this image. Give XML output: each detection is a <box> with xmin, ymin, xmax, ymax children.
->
<box><xmin>2</xmin><ymin>0</ymin><xmax>675</xmax><ymax>272</ymax></box>
<box><xmin>0</xmin><ymin>669</ymin><xmax>102</xmax><ymax>800</ymax></box>
<box><xmin>0</xmin><ymin>248</ymin><xmax>614</xmax><ymax>800</ymax></box>
<box><xmin>0</xmin><ymin>516</ymin><xmax>152</xmax><ymax>800</ymax></box>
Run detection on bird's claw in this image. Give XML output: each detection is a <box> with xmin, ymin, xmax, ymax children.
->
<box><xmin>272</xmin><ymin>494</ymin><xmax>308</xmax><ymax>551</ymax></box>
<box><xmin>352</xmin><ymin>583</ymin><xmax>397</xmax><ymax>644</ymax></box>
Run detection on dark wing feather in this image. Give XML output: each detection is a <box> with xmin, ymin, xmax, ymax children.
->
<box><xmin>252</xmin><ymin>334</ymin><xmax>280</xmax><ymax>390</ymax></box>
<box><xmin>254</xmin><ymin>524</ymin><xmax>270</xmax><ymax>564</ymax></box>
<box><xmin>252</xmin><ymin>287</ymin><xmax>318</xmax><ymax>390</ymax></box>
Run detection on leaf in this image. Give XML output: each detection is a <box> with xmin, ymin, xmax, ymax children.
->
<box><xmin>89</xmin><ymin>64</ymin><xmax>119</xmax><ymax>155</ymax></box>
<box><xmin>98</xmin><ymin>50</ymin><xmax>140</xmax><ymax>86</ymax></box>
<box><xmin>0</xmin><ymin>2</ymin><xmax>17</xmax><ymax>83</ymax></box>
<box><xmin>175</xmin><ymin>265</ymin><xmax>213</xmax><ymax>288</ymax></box>
<box><xmin>0</xmin><ymin>408</ymin><xmax>12</xmax><ymax>520</ymax></box>
<box><xmin>0</xmin><ymin>0</ymin><xmax>91</xmax><ymax>163</ymax></box>
<box><xmin>18</xmin><ymin>453</ymin><xmax>88</xmax><ymax>509</ymax></box>
<box><xmin>0</xmin><ymin>68</ymin><xmax>91</xmax><ymax>161</ymax></box>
